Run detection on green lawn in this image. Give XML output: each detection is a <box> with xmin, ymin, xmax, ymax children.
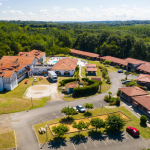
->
<box><xmin>0</xmin><ymin>77</ymin><xmax>50</xmax><ymax>114</ymax></box>
<box><xmin>0</xmin><ymin>131</ymin><xmax>16</xmax><ymax>149</ymax></box>
<box><xmin>34</xmin><ymin>106</ymin><xmax>150</xmax><ymax>143</ymax></box>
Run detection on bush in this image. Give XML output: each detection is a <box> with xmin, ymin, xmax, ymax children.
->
<box><xmin>59</xmin><ymin>78</ymin><xmax>79</xmax><ymax>86</ymax></box>
<box><xmin>117</xmin><ymin>90</ymin><xmax>121</xmax><ymax>96</ymax></box>
<box><xmin>102</xmin><ymin>71</ymin><xmax>108</xmax><ymax>78</ymax></box>
<box><xmin>100</xmin><ymin>61</ymin><xmax>103</xmax><ymax>64</ymax></box>
<box><xmin>104</xmin><ymin>95</ymin><xmax>109</xmax><ymax>102</ymax></box>
<box><xmin>99</xmin><ymin>66</ymin><xmax>103</xmax><ymax>69</ymax></box>
<box><xmin>140</xmin><ymin>115</ymin><xmax>147</xmax><ymax>124</ymax></box>
<box><xmin>115</xmin><ymin>65</ymin><xmax>119</xmax><ymax>69</ymax></box>
<box><xmin>116</xmin><ymin>97</ymin><xmax>121</xmax><ymax>105</ymax></box>
<box><xmin>140</xmin><ymin>86</ymin><xmax>147</xmax><ymax>91</ymax></box>
<box><xmin>102</xmin><ymin>67</ymin><xmax>108</xmax><ymax>72</ymax></box>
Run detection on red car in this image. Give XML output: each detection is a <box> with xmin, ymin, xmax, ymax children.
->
<box><xmin>126</xmin><ymin>127</ymin><xmax>140</xmax><ymax>137</ymax></box>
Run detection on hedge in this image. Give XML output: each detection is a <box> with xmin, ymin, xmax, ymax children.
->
<box><xmin>59</xmin><ymin>78</ymin><xmax>79</xmax><ymax>86</ymax></box>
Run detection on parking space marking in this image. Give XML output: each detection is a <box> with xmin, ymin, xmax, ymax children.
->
<box><xmin>72</xmin><ymin>143</ymin><xmax>76</xmax><ymax>150</ymax></box>
<box><xmin>91</xmin><ymin>140</ymin><xmax>97</xmax><ymax>147</ymax></box>
<box><xmin>80</xmin><ymin>137</ymin><xmax>87</xmax><ymax>149</ymax></box>
<box><xmin>115</xmin><ymin>132</ymin><xmax>126</xmax><ymax>142</ymax></box>
<box><xmin>45</xmin><ymin>114</ymin><xmax>51</xmax><ymax>120</ymax></box>
<box><xmin>53</xmin><ymin>113</ymin><xmax>59</xmax><ymax>118</ymax></box>
<box><xmin>125</xmin><ymin>131</ymin><xmax>135</xmax><ymax>141</ymax></box>
<box><xmin>60</xmin><ymin>141</ymin><xmax>64</xmax><ymax>150</ymax></box>
<box><xmin>98</xmin><ymin>135</ymin><xmax>107</xmax><ymax>145</ymax></box>
<box><xmin>107</xmin><ymin>133</ymin><xmax>116</xmax><ymax>143</ymax></box>
<box><xmin>40</xmin><ymin>117</ymin><xmax>44</xmax><ymax>123</ymax></box>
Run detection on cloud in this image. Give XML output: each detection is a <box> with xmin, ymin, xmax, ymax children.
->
<box><xmin>53</xmin><ymin>7</ymin><xmax>61</xmax><ymax>10</ymax></box>
<box><xmin>100</xmin><ymin>5</ymin><xmax>103</xmax><ymax>8</ymax></box>
<box><xmin>28</xmin><ymin>12</ymin><xmax>35</xmax><ymax>16</ymax></box>
<box><xmin>2</xmin><ymin>10</ymin><xmax>7</xmax><ymax>13</ymax></box>
<box><xmin>9</xmin><ymin>10</ymin><xmax>15</xmax><ymax>13</ymax></box>
<box><xmin>16</xmin><ymin>10</ymin><xmax>24</xmax><ymax>15</ymax></box>
<box><xmin>65</xmin><ymin>8</ymin><xmax>79</xmax><ymax>12</ymax></box>
<box><xmin>40</xmin><ymin>9</ymin><xmax>48</xmax><ymax>12</ymax></box>
<box><xmin>0</xmin><ymin>3</ymin><xmax>2</xmax><ymax>5</ymax></box>
<box><xmin>122</xmin><ymin>4</ymin><xmax>128</xmax><ymax>7</ymax></box>
<box><xmin>83</xmin><ymin>7</ymin><xmax>91</xmax><ymax>11</ymax></box>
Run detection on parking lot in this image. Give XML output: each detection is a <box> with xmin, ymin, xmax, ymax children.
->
<box><xmin>39</xmin><ymin>130</ymin><xmax>143</xmax><ymax>150</ymax></box>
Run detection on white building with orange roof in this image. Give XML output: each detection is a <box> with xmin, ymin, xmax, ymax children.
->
<box><xmin>18</xmin><ymin>49</ymin><xmax>46</xmax><ymax>64</ymax></box>
<box><xmin>0</xmin><ymin>70</ymin><xmax>18</xmax><ymax>91</ymax></box>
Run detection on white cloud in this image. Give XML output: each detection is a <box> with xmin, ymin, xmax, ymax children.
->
<box><xmin>65</xmin><ymin>8</ymin><xmax>79</xmax><ymax>12</ymax></box>
<box><xmin>7</xmin><ymin>6</ymin><xmax>10</xmax><ymax>8</ymax></box>
<box><xmin>122</xmin><ymin>4</ymin><xmax>128</xmax><ymax>7</ymax></box>
<box><xmin>2</xmin><ymin>10</ymin><xmax>7</xmax><ymax>13</ymax></box>
<box><xmin>28</xmin><ymin>12</ymin><xmax>35</xmax><ymax>16</ymax></box>
<box><xmin>53</xmin><ymin>7</ymin><xmax>61</xmax><ymax>10</ymax></box>
<box><xmin>16</xmin><ymin>10</ymin><xmax>24</xmax><ymax>15</ymax></box>
<box><xmin>100</xmin><ymin>5</ymin><xmax>103</xmax><ymax>8</ymax></box>
<box><xmin>83</xmin><ymin>7</ymin><xmax>91</xmax><ymax>11</ymax></box>
<box><xmin>40</xmin><ymin>9</ymin><xmax>48</xmax><ymax>12</ymax></box>
<box><xmin>0</xmin><ymin>3</ymin><xmax>2</xmax><ymax>5</ymax></box>
<box><xmin>9</xmin><ymin>10</ymin><xmax>15</xmax><ymax>13</ymax></box>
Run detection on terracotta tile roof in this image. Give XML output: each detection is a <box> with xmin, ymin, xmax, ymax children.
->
<box><xmin>137</xmin><ymin>64</ymin><xmax>150</xmax><ymax>73</ymax></box>
<box><xmin>18</xmin><ymin>49</ymin><xmax>45</xmax><ymax>59</ymax></box>
<box><xmin>91</xmin><ymin>77</ymin><xmax>101</xmax><ymax>81</ymax></box>
<box><xmin>0</xmin><ymin>56</ymin><xmax>35</xmax><ymax>65</ymax></box>
<box><xmin>66</xmin><ymin>82</ymin><xmax>78</xmax><ymax>88</ymax></box>
<box><xmin>132</xmin><ymin>95</ymin><xmax>150</xmax><ymax>110</ymax></box>
<box><xmin>86</xmin><ymin>64</ymin><xmax>96</xmax><ymax>68</ymax></box>
<box><xmin>86</xmin><ymin>68</ymin><xmax>97</xmax><ymax>72</ymax></box>
<box><xmin>0</xmin><ymin>70</ymin><xmax>14</xmax><ymax>78</ymax></box>
<box><xmin>70</xmin><ymin>49</ymin><xmax>99</xmax><ymax>58</ymax></box>
<box><xmin>136</xmin><ymin>74</ymin><xmax>150</xmax><ymax>82</ymax></box>
<box><xmin>119</xmin><ymin>86</ymin><xmax>148</xmax><ymax>97</ymax></box>
<box><xmin>51</xmin><ymin>58</ymin><xmax>78</xmax><ymax>71</ymax></box>
<box><xmin>125</xmin><ymin>58</ymin><xmax>146</xmax><ymax>65</ymax></box>
<box><xmin>100</xmin><ymin>56</ymin><xmax>127</xmax><ymax>66</ymax></box>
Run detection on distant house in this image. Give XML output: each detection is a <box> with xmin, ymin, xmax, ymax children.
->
<box><xmin>86</xmin><ymin>64</ymin><xmax>96</xmax><ymax>68</ymax></box>
<box><xmin>51</xmin><ymin>58</ymin><xmax>78</xmax><ymax>76</ymax></box>
<box><xmin>136</xmin><ymin>74</ymin><xmax>150</xmax><ymax>87</ymax></box>
<box><xmin>132</xmin><ymin>95</ymin><xmax>150</xmax><ymax>117</ymax></box>
<box><xmin>86</xmin><ymin>68</ymin><xmax>97</xmax><ymax>76</ymax></box>
<box><xmin>70</xmin><ymin>49</ymin><xmax>100</xmax><ymax>60</ymax></box>
<box><xmin>119</xmin><ymin>86</ymin><xmax>148</xmax><ymax>103</ymax></box>
<box><xmin>66</xmin><ymin>82</ymin><xmax>78</xmax><ymax>93</ymax></box>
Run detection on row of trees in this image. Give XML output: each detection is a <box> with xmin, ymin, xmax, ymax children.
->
<box><xmin>52</xmin><ymin>113</ymin><xmax>125</xmax><ymax>137</ymax></box>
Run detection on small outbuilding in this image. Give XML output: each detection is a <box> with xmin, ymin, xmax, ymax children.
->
<box><xmin>66</xmin><ymin>82</ymin><xmax>78</xmax><ymax>93</ymax></box>
<box><xmin>86</xmin><ymin>64</ymin><xmax>96</xmax><ymax>68</ymax></box>
<box><xmin>86</xmin><ymin>68</ymin><xmax>97</xmax><ymax>76</ymax></box>
<box><xmin>91</xmin><ymin>77</ymin><xmax>101</xmax><ymax>81</ymax></box>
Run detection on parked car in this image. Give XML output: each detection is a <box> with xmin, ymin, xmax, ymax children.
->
<box><xmin>126</xmin><ymin>126</ymin><xmax>140</xmax><ymax>137</ymax></box>
<box><xmin>76</xmin><ymin>105</ymin><xmax>86</xmax><ymax>113</ymax></box>
<box><xmin>44</xmin><ymin>74</ymin><xmax>47</xmax><ymax>77</ymax></box>
<box><xmin>70</xmin><ymin>107</ymin><xmax>79</xmax><ymax>114</ymax></box>
<box><xmin>62</xmin><ymin>87</ymin><xmax>65</xmax><ymax>93</ymax></box>
<box><xmin>118</xmin><ymin>70</ymin><xmax>123</xmax><ymax>73</ymax></box>
<box><xmin>122</xmin><ymin>80</ymin><xmax>131</xmax><ymax>84</ymax></box>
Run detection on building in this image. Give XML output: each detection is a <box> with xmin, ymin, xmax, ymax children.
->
<box><xmin>66</xmin><ymin>82</ymin><xmax>78</xmax><ymax>93</ymax></box>
<box><xmin>91</xmin><ymin>77</ymin><xmax>101</xmax><ymax>81</ymax></box>
<box><xmin>51</xmin><ymin>58</ymin><xmax>78</xmax><ymax>76</ymax></box>
<box><xmin>100</xmin><ymin>56</ymin><xmax>127</xmax><ymax>68</ymax></box>
<box><xmin>86</xmin><ymin>64</ymin><xmax>96</xmax><ymax>68</ymax></box>
<box><xmin>136</xmin><ymin>74</ymin><xmax>150</xmax><ymax>87</ymax></box>
<box><xmin>132</xmin><ymin>95</ymin><xmax>150</xmax><ymax>117</ymax></box>
<box><xmin>86</xmin><ymin>68</ymin><xmax>97</xmax><ymax>76</ymax></box>
<box><xmin>0</xmin><ymin>70</ymin><xmax>18</xmax><ymax>91</ymax></box>
<box><xmin>70</xmin><ymin>49</ymin><xmax>100</xmax><ymax>60</ymax></box>
<box><xmin>119</xmin><ymin>86</ymin><xmax>148</xmax><ymax>103</ymax></box>
<box><xmin>18</xmin><ymin>49</ymin><xmax>46</xmax><ymax>64</ymax></box>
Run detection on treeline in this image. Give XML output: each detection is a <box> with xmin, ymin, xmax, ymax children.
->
<box><xmin>1</xmin><ymin>21</ymin><xmax>150</xmax><ymax>61</ymax></box>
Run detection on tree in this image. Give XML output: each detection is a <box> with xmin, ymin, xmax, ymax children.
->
<box><xmin>72</xmin><ymin>121</ymin><xmax>90</xmax><ymax>134</ymax></box>
<box><xmin>61</xmin><ymin>106</ymin><xmax>77</xmax><ymax>118</ymax></box>
<box><xmin>125</xmin><ymin>72</ymin><xmax>130</xmax><ymax>80</ymax></box>
<box><xmin>52</xmin><ymin>123</ymin><xmax>69</xmax><ymax>137</ymax></box>
<box><xmin>108</xmin><ymin>91</ymin><xmax>112</xmax><ymax>100</ymax></box>
<box><xmin>106</xmin><ymin>114</ymin><xmax>126</xmax><ymax>131</ymax></box>
<box><xmin>99</xmin><ymin>81</ymin><xmax>103</xmax><ymax>93</ymax></box>
<box><xmin>84</xmin><ymin>103</ymin><xmax>94</xmax><ymax>111</ymax></box>
<box><xmin>30</xmin><ymin>42</ymin><xmax>46</xmax><ymax>51</ymax></box>
<box><xmin>85</xmin><ymin>71</ymin><xmax>88</xmax><ymax>78</ymax></box>
<box><xmin>104</xmin><ymin>60</ymin><xmax>111</xmax><ymax>66</ymax></box>
<box><xmin>140</xmin><ymin>115</ymin><xmax>147</xmax><ymax>124</ymax></box>
<box><xmin>90</xmin><ymin>118</ymin><xmax>105</xmax><ymax>132</ymax></box>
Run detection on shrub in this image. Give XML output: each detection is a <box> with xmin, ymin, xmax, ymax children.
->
<box><xmin>140</xmin><ymin>86</ymin><xmax>147</xmax><ymax>91</ymax></box>
<box><xmin>100</xmin><ymin>61</ymin><xmax>103</xmax><ymax>64</ymax></box>
<box><xmin>60</xmin><ymin>78</ymin><xmax>79</xmax><ymax>86</ymax></box>
<box><xmin>140</xmin><ymin>115</ymin><xmax>147</xmax><ymax>124</ymax></box>
<box><xmin>99</xmin><ymin>66</ymin><xmax>103</xmax><ymax>69</ymax></box>
<box><xmin>104</xmin><ymin>95</ymin><xmax>109</xmax><ymax>102</ymax></box>
<box><xmin>102</xmin><ymin>71</ymin><xmax>108</xmax><ymax>78</ymax></box>
<box><xmin>125</xmin><ymin>77</ymin><xmax>127</xmax><ymax>80</ymax></box>
<box><xmin>116</xmin><ymin>97</ymin><xmax>121</xmax><ymax>105</ymax></box>
<box><xmin>102</xmin><ymin>67</ymin><xmax>108</xmax><ymax>72</ymax></box>
<box><xmin>115</xmin><ymin>65</ymin><xmax>119</xmax><ymax>69</ymax></box>
<box><xmin>117</xmin><ymin>90</ymin><xmax>121</xmax><ymax>96</ymax></box>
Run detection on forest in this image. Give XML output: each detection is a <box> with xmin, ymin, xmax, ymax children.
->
<box><xmin>1</xmin><ymin>20</ymin><xmax>150</xmax><ymax>61</ymax></box>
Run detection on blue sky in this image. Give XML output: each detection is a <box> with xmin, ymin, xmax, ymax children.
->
<box><xmin>0</xmin><ymin>0</ymin><xmax>150</xmax><ymax>21</ymax></box>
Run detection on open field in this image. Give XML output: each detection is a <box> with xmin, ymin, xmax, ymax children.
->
<box><xmin>49</xmin><ymin>111</ymin><xmax>130</xmax><ymax>135</ymax></box>
<box><xmin>0</xmin><ymin>77</ymin><xmax>50</xmax><ymax>114</ymax></box>
<box><xmin>34</xmin><ymin>106</ymin><xmax>150</xmax><ymax>143</ymax></box>
<box><xmin>0</xmin><ymin>131</ymin><xmax>16</xmax><ymax>150</ymax></box>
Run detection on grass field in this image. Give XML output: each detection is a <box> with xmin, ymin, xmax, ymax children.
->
<box><xmin>0</xmin><ymin>77</ymin><xmax>50</xmax><ymax>114</ymax></box>
<box><xmin>0</xmin><ymin>131</ymin><xmax>16</xmax><ymax>149</ymax></box>
<box><xmin>34</xmin><ymin>106</ymin><xmax>150</xmax><ymax>143</ymax></box>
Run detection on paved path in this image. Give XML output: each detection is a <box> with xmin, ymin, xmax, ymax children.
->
<box><xmin>9</xmin><ymin>73</ymin><xmax>145</xmax><ymax>150</ymax></box>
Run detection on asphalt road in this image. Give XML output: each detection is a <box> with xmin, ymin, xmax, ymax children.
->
<box><xmin>10</xmin><ymin>73</ymin><xmax>148</xmax><ymax>150</ymax></box>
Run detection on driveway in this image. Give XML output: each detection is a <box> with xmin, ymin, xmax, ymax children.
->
<box><xmin>9</xmin><ymin>73</ymin><xmax>143</xmax><ymax>150</ymax></box>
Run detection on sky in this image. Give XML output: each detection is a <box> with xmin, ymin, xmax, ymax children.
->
<box><xmin>0</xmin><ymin>0</ymin><xmax>150</xmax><ymax>21</ymax></box>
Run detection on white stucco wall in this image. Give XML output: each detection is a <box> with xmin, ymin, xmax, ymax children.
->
<box><xmin>18</xmin><ymin>74</ymin><xmax>26</xmax><ymax>83</ymax></box>
<box><xmin>53</xmin><ymin>70</ymin><xmax>75</xmax><ymax>76</ymax></box>
<box><xmin>0</xmin><ymin>77</ymin><xmax>3</xmax><ymax>91</ymax></box>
